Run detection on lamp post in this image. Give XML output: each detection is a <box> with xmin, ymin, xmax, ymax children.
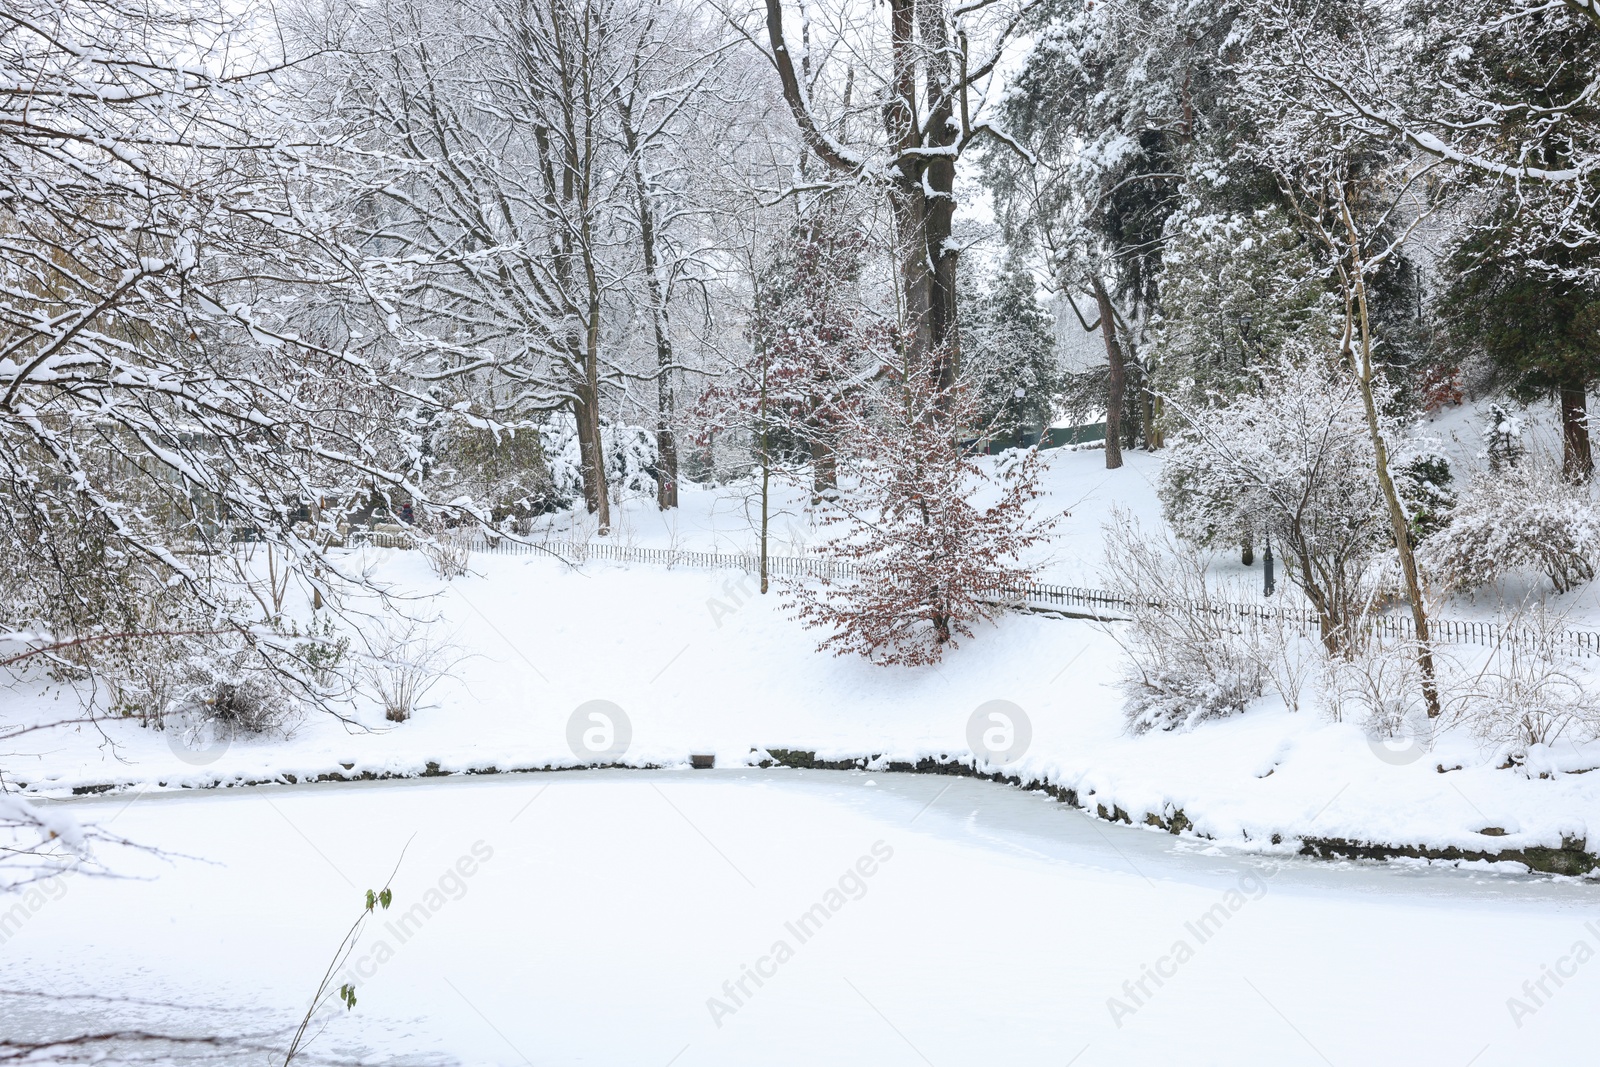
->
<box><xmin>1235</xmin><ymin>310</ymin><xmax>1273</xmax><ymax>595</ymax></box>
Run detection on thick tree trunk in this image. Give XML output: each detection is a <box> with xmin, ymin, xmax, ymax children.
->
<box><xmin>765</xmin><ymin>0</ymin><xmax>960</xmax><ymax>399</ymax></box>
<box><xmin>577</xmin><ymin>288</ymin><xmax>610</xmax><ymax>534</ymax></box>
<box><xmin>1092</xmin><ymin>276</ymin><xmax>1125</xmax><ymax>470</ymax></box>
<box><xmin>656</xmin><ymin>424</ymin><xmax>678</xmax><ymax>509</ymax></box>
<box><xmin>1560</xmin><ymin>383</ymin><xmax>1593</xmax><ymax>481</ymax></box>
<box><xmin>535</xmin><ymin>37</ymin><xmax>610</xmax><ymax>535</ymax></box>
<box><xmin>908</xmin><ymin>1</ymin><xmax>959</xmax><ymax>393</ymax></box>
<box><xmin>882</xmin><ymin>0</ymin><xmax>957</xmax><ymax>390</ymax></box>
<box><xmin>573</xmin><ymin>389</ymin><xmax>609</xmax><ymax>533</ymax></box>
<box><xmin>888</xmin><ymin>164</ymin><xmax>958</xmax><ymax>395</ymax></box>
<box><xmin>810</xmin><ymin>436</ymin><xmax>836</xmax><ymax>503</ymax></box>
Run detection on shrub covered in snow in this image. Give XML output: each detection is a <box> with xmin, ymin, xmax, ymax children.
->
<box><xmin>421</xmin><ymin>529</ymin><xmax>473</xmax><ymax>580</ymax></box>
<box><xmin>1322</xmin><ymin>635</ymin><xmax>1433</xmax><ymax>738</ymax></box>
<box><xmin>359</xmin><ymin>618</ymin><xmax>456</xmax><ymax>723</ymax></box>
<box><xmin>1422</xmin><ymin>462</ymin><xmax>1600</xmax><ymax>593</ymax></box>
<box><xmin>425</xmin><ymin>418</ymin><xmax>554</xmax><ymax>523</ymax></box>
<box><xmin>1103</xmin><ymin>513</ymin><xmax>1267</xmax><ymax>733</ymax></box>
<box><xmin>170</xmin><ymin>652</ymin><xmax>299</xmax><ymax>738</ymax></box>
<box><xmin>1462</xmin><ymin>610</ymin><xmax>1600</xmax><ymax>755</ymax></box>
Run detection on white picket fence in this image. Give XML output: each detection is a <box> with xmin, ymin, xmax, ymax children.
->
<box><xmin>351</xmin><ymin>529</ymin><xmax>1600</xmax><ymax>657</ymax></box>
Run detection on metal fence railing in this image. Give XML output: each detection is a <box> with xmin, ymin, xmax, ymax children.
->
<box><xmin>349</xmin><ymin>529</ymin><xmax>1600</xmax><ymax>657</ymax></box>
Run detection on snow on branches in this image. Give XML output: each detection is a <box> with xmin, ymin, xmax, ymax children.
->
<box><xmin>785</xmin><ymin>370</ymin><xmax>1060</xmax><ymax>667</ymax></box>
<box><xmin>693</xmin><ymin>219</ymin><xmax>887</xmax><ymax>494</ymax></box>
<box><xmin>1423</xmin><ymin>462</ymin><xmax>1600</xmax><ymax>594</ymax></box>
<box><xmin>1159</xmin><ymin>345</ymin><xmax>1388</xmax><ymax>653</ymax></box>
<box><xmin>0</xmin><ymin>0</ymin><xmax>434</xmax><ymax>729</ymax></box>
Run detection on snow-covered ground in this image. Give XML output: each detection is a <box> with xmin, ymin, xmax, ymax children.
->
<box><xmin>524</xmin><ymin>443</ymin><xmax>1163</xmax><ymax>589</ymax></box>
<box><xmin>7</xmin><ymin>441</ymin><xmax>1600</xmax><ymax>864</ymax></box>
<box><xmin>9</xmin><ymin>406</ymin><xmax>1600</xmax><ymax>1063</ymax></box>
<box><xmin>8</xmin><ymin>770</ymin><xmax>1596</xmax><ymax>1066</ymax></box>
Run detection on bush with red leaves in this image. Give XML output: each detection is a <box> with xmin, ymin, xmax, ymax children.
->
<box><xmin>785</xmin><ymin>369</ymin><xmax>1061</xmax><ymax>666</ymax></box>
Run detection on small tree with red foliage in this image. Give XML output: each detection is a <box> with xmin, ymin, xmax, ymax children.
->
<box><xmin>786</xmin><ymin>366</ymin><xmax>1062</xmax><ymax>666</ymax></box>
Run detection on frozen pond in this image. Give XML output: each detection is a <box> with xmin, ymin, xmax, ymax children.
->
<box><xmin>5</xmin><ymin>768</ymin><xmax>1597</xmax><ymax>1065</ymax></box>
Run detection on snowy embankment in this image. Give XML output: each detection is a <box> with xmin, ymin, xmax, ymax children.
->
<box><xmin>7</xmin><ymin>447</ymin><xmax>1600</xmax><ymax>874</ymax></box>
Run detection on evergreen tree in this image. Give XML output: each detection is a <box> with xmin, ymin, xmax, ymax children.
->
<box><xmin>960</xmin><ymin>260</ymin><xmax>1062</xmax><ymax>441</ymax></box>
<box><xmin>1147</xmin><ymin>205</ymin><xmax>1328</xmax><ymax>418</ymax></box>
<box><xmin>1442</xmin><ymin>218</ymin><xmax>1600</xmax><ymax>479</ymax></box>
<box><xmin>1415</xmin><ymin>0</ymin><xmax>1600</xmax><ymax>478</ymax></box>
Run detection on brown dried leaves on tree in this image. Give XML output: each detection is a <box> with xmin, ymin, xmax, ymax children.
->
<box><xmin>785</xmin><ymin>369</ymin><xmax>1061</xmax><ymax>666</ymax></box>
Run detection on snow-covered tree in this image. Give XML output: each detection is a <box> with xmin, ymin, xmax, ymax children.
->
<box><xmin>1440</xmin><ymin>217</ymin><xmax>1600</xmax><ymax>480</ymax></box>
<box><xmin>991</xmin><ymin>0</ymin><xmax>1241</xmax><ymax>466</ymax></box>
<box><xmin>304</xmin><ymin>0</ymin><xmax>739</xmax><ymax>533</ymax></box>
<box><xmin>1244</xmin><ymin>0</ymin><xmax>1597</xmax><ymax>473</ymax></box>
<box><xmin>1160</xmin><ymin>346</ymin><xmax>1388</xmax><ymax>654</ymax></box>
<box><xmin>1250</xmin><ymin>0</ymin><xmax>1600</xmax><ymax>281</ymax></box>
<box><xmin>786</xmin><ymin>368</ymin><xmax>1059</xmax><ymax>665</ymax></box>
<box><xmin>1482</xmin><ymin>404</ymin><xmax>1526</xmax><ymax>471</ymax></box>
<box><xmin>693</xmin><ymin>215</ymin><xmax>890</xmax><ymax>590</ymax></box>
<box><xmin>959</xmin><ymin>259</ymin><xmax>1062</xmax><ymax>441</ymax></box>
<box><xmin>0</xmin><ymin>0</ymin><xmax>433</xmax><ymax>716</ymax></box>
<box><xmin>756</xmin><ymin>0</ymin><xmax>1033</xmax><ymax>397</ymax></box>
<box><xmin>1147</xmin><ymin>206</ymin><xmax>1329</xmax><ymax>419</ymax></box>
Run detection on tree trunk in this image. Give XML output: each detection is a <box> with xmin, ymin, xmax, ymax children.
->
<box><xmin>578</xmin><ymin>285</ymin><xmax>610</xmax><ymax>534</ymax></box>
<box><xmin>1560</xmin><ymin>383</ymin><xmax>1593</xmax><ymax>481</ymax></box>
<box><xmin>619</xmin><ymin>104</ymin><xmax>679</xmax><ymax>509</ymax></box>
<box><xmin>759</xmin><ymin>354</ymin><xmax>771</xmax><ymax>593</ymax></box>
<box><xmin>910</xmin><ymin>1</ymin><xmax>959</xmax><ymax>394</ymax></box>
<box><xmin>765</xmin><ymin>0</ymin><xmax>960</xmax><ymax>399</ymax></box>
<box><xmin>1291</xmin><ymin>528</ymin><xmax>1342</xmax><ymax>655</ymax></box>
<box><xmin>573</xmin><ymin>390</ymin><xmax>609</xmax><ymax>532</ymax></box>
<box><xmin>760</xmin><ymin>438</ymin><xmax>771</xmax><ymax>595</ymax></box>
<box><xmin>810</xmin><ymin>437</ymin><xmax>837</xmax><ymax>504</ymax></box>
<box><xmin>656</xmin><ymin>425</ymin><xmax>679</xmax><ymax>509</ymax></box>
<box><xmin>1337</xmin><ymin>193</ymin><xmax>1439</xmax><ymax>717</ymax></box>
<box><xmin>1092</xmin><ymin>275</ymin><xmax>1125</xmax><ymax>470</ymax></box>
<box><xmin>886</xmin><ymin>153</ymin><xmax>958</xmax><ymax>394</ymax></box>
<box><xmin>1139</xmin><ymin>377</ymin><xmax>1156</xmax><ymax>451</ymax></box>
